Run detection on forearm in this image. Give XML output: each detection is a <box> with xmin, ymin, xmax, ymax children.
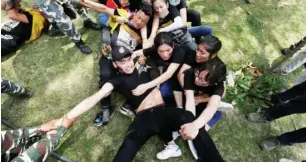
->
<box><xmin>141</xmin><ymin>26</ymin><xmax>148</xmax><ymax>40</ymax></box>
<box><xmin>160</xmin><ymin>17</ymin><xmax>183</xmax><ymax>32</ymax></box>
<box><xmin>197</xmin><ymin>96</ymin><xmax>210</xmax><ymax>103</ymax></box>
<box><xmin>66</xmin><ymin>83</ymin><xmax>113</xmax><ymax>119</ymax></box>
<box><xmin>149</xmin><ymin>15</ymin><xmax>159</xmax><ymax>39</ymax></box>
<box><xmin>83</xmin><ymin>0</ymin><xmax>112</xmax><ymax>15</ymax></box>
<box><xmin>193</xmin><ymin>96</ymin><xmax>221</xmax><ymax>128</ymax></box>
<box><xmin>180</xmin><ymin>8</ymin><xmax>187</xmax><ymax>25</ymax></box>
<box><xmin>193</xmin><ymin>106</ymin><xmax>217</xmax><ymax>129</ymax></box>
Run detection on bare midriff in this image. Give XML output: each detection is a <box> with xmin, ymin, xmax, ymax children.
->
<box><xmin>135</xmin><ymin>88</ymin><xmax>165</xmax><ymax>113</ymax></box>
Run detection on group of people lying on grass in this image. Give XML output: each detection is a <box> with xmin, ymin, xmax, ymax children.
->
<box><xmin>1</xmin><ymin>0</ymin><xmax>230</xmax><ymax>161</ymax></box>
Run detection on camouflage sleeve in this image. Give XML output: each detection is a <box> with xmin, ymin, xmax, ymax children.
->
<box><xmin>11</xmin><ymin>126</ymin><xmax>68</xmax><ymax>162</ymax></box>
<box><xmin>1</xmin><ymin>126</ymin><xmax>42</xmax><ymax>161</ymax></box>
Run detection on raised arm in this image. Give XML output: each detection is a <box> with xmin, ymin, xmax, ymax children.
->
<box><xmin>81</xmin><ymin>0</ymin><xmax>115</xmax><ymax>16</ymax></box>
<box><xmin>177</xmin><ymin>64</ymin><xmax>191</xmax><ymax>87</ymax></box>
<box><xmin>180</xmin><ymin>8</ymin><xmax>187</xmax><ymax>25</ymax></box>
<box><xmin>66</xmin><ymin>83</ymin><xmax>114</xmax><ymax>120</ymax></box>
<box><xmin>149</xmin><ymin>14</ymin><xmax>160</xmax><ymax>40</ymax></box>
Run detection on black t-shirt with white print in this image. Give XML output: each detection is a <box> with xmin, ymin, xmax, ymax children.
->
<box><xmin>108</xmin><ymin>67</ymin><xmax>155</xmax><ymax>110</ymax></box>
<box><xmin>159</xmin><ymin>6</ymin><xmax>192</xmax><ymax>47</ymax></box>
<box><xmin>1</xmin><ymin>9</ymin><xmax>33</xmax><ymax>45</ymax></box>
<box><xmin>111</xmin><ymin>10</ymin><xmax>142</xmax><ymax>52</ymax></box>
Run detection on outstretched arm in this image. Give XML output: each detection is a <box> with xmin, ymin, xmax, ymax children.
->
<box><xmin>66</xmin><ymin>83</ymin><xmax>114</xmax><ymax>120</ymax></box>
<box><xmin>81</xmin><ymin>0</ymin><xmax>115</xmax><ymax>16</ymax></box>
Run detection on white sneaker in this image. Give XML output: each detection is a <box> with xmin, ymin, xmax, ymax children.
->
<box><xmin>217</xmin><ymin>101</ymin><xmax>234</xmax><ymax>112</ymax></box>
<box><xmin>156</xmin><ymin>144</ymin><xmax>182</xmax><ymax>160</ymax></box>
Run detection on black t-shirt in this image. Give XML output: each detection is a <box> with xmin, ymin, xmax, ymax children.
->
<box><xmin>1</xmin><ymin>9</ymin><xmax>33</xmax><ymax>45</ymax></box>
<box><xmin>176</xmin><ymin>0</ymin><xmax>187</xmax><ymax>10</ymax></box>
<box><xmin>129</xmin><ymin>0</ymin><xmax>142</xmax><ymax>11</ymax></box>
<box><xmin>143</xmin><ymin>46</ymin><xmax>187</xmax><ymax>69</ymax></box>
<box><xmin>183</xmin><ymin>69</ymin><xmax>224</xmax><ymax>97</ymax></box>
<box><xmin>159</xmin><ymin>6</ymin><xmax>192</xmax><ymax>47</ymax></box>
<box><xmin>159</xmin><ymin>6</ymin><xmax>180</xmax><ymax>29</ymax></box>
<box><xmin>108</xmin><ymin>67</ymin><xmax>155</xmax><ymax>110</ymax></box>
<box><xmin>111</xmin><ymin>10</ymin><xmax>142</xmax><ymax>52</ymax></box>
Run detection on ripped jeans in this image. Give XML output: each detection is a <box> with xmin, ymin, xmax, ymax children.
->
<box><xmin>113</xmin><ymin>106</ymin><xmax>224</xmax><ymax>162</ymax></box>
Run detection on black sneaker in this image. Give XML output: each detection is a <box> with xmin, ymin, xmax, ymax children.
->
<box><xmin>119</xmin><ymin>102</ymin><xmax>135</xmax><ymax>119</ymax></box>
<box><xmin>75</xmin><ymin>40</ymin><xmax>92</xmax><ymax>54</ymax></box>
<box><xmin>19</xmin><ymin>89</ymin><xmax>33</xmax><ymax>98</ymax></box>
<box><xmin>94</xmin><ymin>106</ymin><xmax>115</xmax><ymax>127</ymax></box>
<box><xmin>49</xmin><ymin>25</ymin><xmax>65</xmax><ymax>37</ymax></box>
<box><xmin>260</xmin><ymin>137</ymin><xmax>281</xmax><ymax>151</ymax></box>
<box><xmin>84</xmin><ymin>19</ymin><xmax>102</xmax><ymax>30</ymax></box>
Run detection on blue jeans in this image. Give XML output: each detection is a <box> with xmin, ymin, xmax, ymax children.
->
<box><xmin>188</xmin><ymin>25</ymin><xmax>213</xmax><ymax>43</ymax></box>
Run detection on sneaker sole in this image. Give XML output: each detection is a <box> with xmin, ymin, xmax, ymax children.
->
<box><xmin>157</xmin><ymin>153</ymin><xmax>182</xmax><ymax>160</ymax></box>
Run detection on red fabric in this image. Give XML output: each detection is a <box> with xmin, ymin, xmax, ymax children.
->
<box><xmin>106</xmin><ymin>0</ymin><xmax>118</xmax><ymax>9</ymax></box>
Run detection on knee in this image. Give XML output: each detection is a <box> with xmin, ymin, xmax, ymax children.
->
<box><xmin>97</xmin><ymin>13</ymin><xmax>109</xmax><ymax>26</ymax></box>
<box><xmin>201</xmin><ymin>26</ymin><xmax>213</xmax><ymax>35</ymax></box>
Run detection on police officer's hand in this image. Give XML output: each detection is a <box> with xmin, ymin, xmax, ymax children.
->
<box><xmin>179</xmin><ymin>122</ymin><xmax>199</xmax><ymax>140</ymax></box>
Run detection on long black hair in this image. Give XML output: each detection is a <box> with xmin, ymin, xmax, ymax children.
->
<box><xmin>199</xmin><ymin>35</ymin><xmax>222</xmax><ymax>58</ymax></box>
<box><xmin>154</xmin><ymin>32</ymin><xmax>174</xmax><ymax>48</ymax></box>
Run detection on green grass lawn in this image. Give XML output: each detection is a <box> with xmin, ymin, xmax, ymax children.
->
<box><xmin>1</xmin><ymin>0</ymin><xmax>306</xmax><ymax>161</ymax></box>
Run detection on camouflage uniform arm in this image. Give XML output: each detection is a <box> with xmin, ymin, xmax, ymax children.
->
<box><xmin>11</xmin><ymin>126</ymin><xmax>68</xmax><ymax>162</ymax></box>
<box><xmin>1</xmin><ymin>126</ymin><xmax>42</xmax><ymax>161</ymax></box>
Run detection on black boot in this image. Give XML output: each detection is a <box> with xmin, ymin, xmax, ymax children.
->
<box><xmin>19</xmin><ymin>89</ymin><xmax>33</xmax><ymax>98</ymax></box>
<box><xmin>75</xmin><ymin>40</ymin><xmax>92</xmax><ymax>54</ymax></box>
<box><xmin>281</xmin><ymin>37</ymin><xmax>306</xmax><ymax>55</ymax></box>
<box><xmin>84</xmin><ymin>19</ymin><xmax>102</xmax><ymax>30</ymax></box>
<box><xmin>49</xmin><ymin>23</ymin><xmax>65</xmax><ymax>37</ymax></box>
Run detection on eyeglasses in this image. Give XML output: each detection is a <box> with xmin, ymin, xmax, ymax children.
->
<box><xmin>194</xmin><ymin>69</ymin><xmax>227</xmax><ymax>86</ymax></box>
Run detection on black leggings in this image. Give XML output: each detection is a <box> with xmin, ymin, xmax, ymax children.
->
<box><xmin>113</xmin><ymin>106</ymin><xmax>224</xmax><ymax>162</ymax></box>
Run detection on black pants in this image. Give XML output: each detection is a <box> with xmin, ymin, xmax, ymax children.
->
<box><xmin>113</xmin><ymin>106</ymin><xmax>224</xmax><ymax>162</ymax></box>
<box><xmin>99</xmin><ymin>56</ymin><xmax>117</xmax><ymax>106</ymax></box>
<box><xmin>264</xmin><ymin>81</ymin><xmax>306</xmax><ymax>121</ymax></box>
<box><xmin>277</xmin><ymin>128</ymin><xmax>306</xmax><ymax>146</ymax></box>
<box><xmin>1</xmin><ymin>35</ymin><xmax>21</xmax><ymax>56</ymax></box>
<box><xmin>264</xmin><ymin>81</ymin><xmax>306</xmax><ymax>146</ymax></box>
<box><xmin>187</xmin><ymin>9</ymin><xmax>201</xmax><ymax>43</ymax></box>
